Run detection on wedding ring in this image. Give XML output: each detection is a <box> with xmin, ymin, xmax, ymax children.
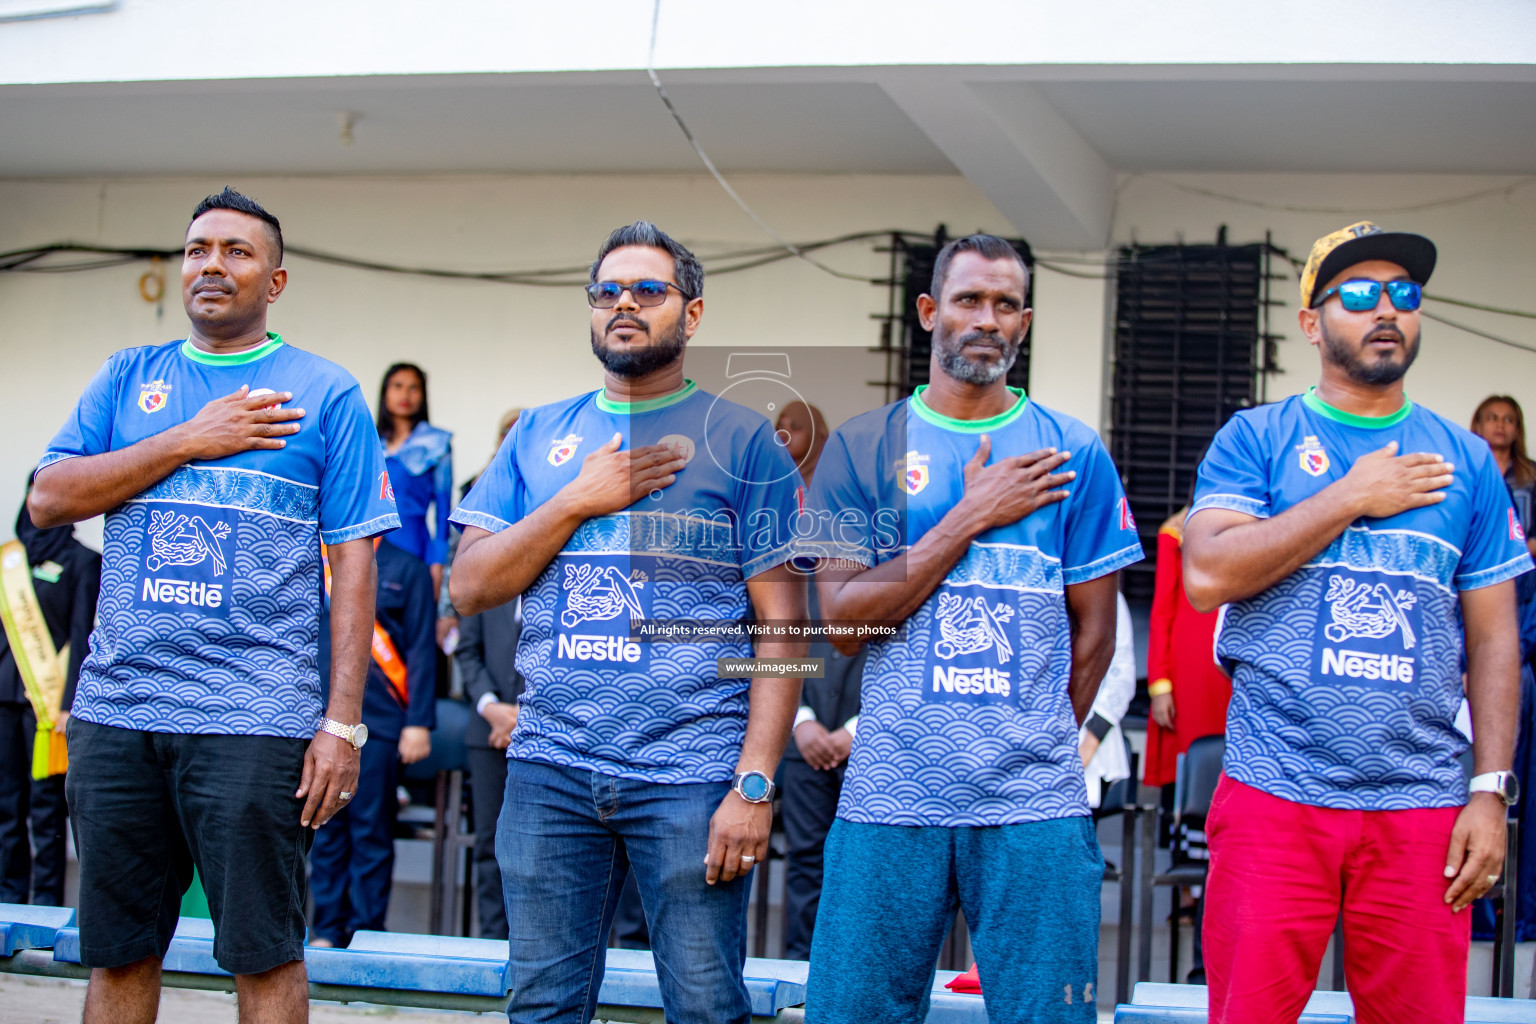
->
<box><xmin>339</xmin><ymin>791</ymin><xmax>352</xmax><ymax>801</ymax></box>
<box><xmin>740</xmin><ymin>854</ymin><xmax>755</xmax><ymax>864</ymax></box>
<box><xmin>1488</xmin><ymin>874</ymin><xmax>1500</xmax><ymax>885</ymax></box>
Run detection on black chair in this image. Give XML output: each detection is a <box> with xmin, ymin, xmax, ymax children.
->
<box><xmin>1137</xmin><ymin>734</ymin><xmax>1224</xmax><ymax>984</ymax></box>
<box><xmin>401</xmin><ymin>697</ymin><xmax>476</xmax><ymax>936</ymax></box>
<box><xmin>1093</xmin><ymin>739</ymin><xmax>1140</xmax><ymax>1006</ymax></box>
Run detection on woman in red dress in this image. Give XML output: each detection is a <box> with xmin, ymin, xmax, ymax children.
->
<box><xmin>1143</xmin><ymin>507</ymin><xmax>1232</xmax><ymax>787</ymax></box>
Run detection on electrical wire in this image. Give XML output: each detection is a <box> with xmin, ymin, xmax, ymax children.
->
<box><xmin>1420</xmin><ymin>309</ymin><xmax>1536</xmax><ymax>355</ymax></box>
<box><xmin>1141</xmin><ymin>175</ymin><xmax>1536</xmax><ymax>216</ymax></box>
<box><xmin>643</xmin><ymin>0</ymin><xmax>878</xmax><ymax>284</ymax></box>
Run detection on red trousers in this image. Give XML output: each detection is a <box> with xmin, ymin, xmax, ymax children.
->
<box><xmin>1204</xmin><ymin>775</ymin><xmax>1468</xmax><ymax>1024</ymax></box>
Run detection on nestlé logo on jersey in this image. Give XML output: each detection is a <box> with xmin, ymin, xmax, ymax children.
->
<box><xmin>925</xmin><ymin>589</ymin><xmax>1016</xmax><ymax>705</ymax></box>
<box><xmin>134</xmin><ymin>503</ymin><xmax>237</xmax><ymax>618</ymax></box>
<box><xmin>1313</xmin><ymin>570</ymin><xmax>1420</xmax><ymax>688</ymax></box>
<box><xmin>552</xmin><ymin>557</ymin><xmax>649</xmax><ymax>667</ymax></box>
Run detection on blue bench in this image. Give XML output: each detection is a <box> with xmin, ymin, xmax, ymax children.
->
<box><xmin>0</xmin><ymin>903</ymin><xmax>75</xmax><ymax>955</ymax></box>
<box><xmin>1118</xmin><ymin>982</ymin><xmax>1536</xmax><ymax>1024</ymax></box>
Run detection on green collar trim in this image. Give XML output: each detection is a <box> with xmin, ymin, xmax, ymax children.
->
<box><xmin>180</xmin><ymin>332</ymin><xmax>284</xmax><ymax>366</ymax></box>
<box><xmin>595</xmin><ymin>379</ymin><xmax>698</xmax><ymax>414</ymax></box>
<box><xmin>910</xmin><ymin>385</ymin><xmax>1028</xmax><ymax>432</ymax></box>
<box><xmin>1302</xmin><ymin>386</ymin><xmax>1413</xmax><ymax>429</ymax></box>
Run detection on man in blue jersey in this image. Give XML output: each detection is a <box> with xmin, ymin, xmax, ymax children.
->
<box><xmin>801</xmin><ymin>234</ymin><xmax>1142</xmax><ymax>1022</ymax></box>
<box><xmin>449</xmin><ymin>222</ymin><xmax>805</xmax><ymax>1024</ymax></box>
<box><xmin>29</xmin><ymin>188</ymin><xmax>398</xmax><ymax>1024</ymax></box>
<box><xmin>1182</xmin><ymin>223</ymin><xmax>1526</xmax><ymax>1024</ymax></box>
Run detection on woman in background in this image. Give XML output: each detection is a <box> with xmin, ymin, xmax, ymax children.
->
<box><xmin>377</xmin><ymin>362</ymin><xmax>454</xmax><ymax>623</ymax></box>
<box><xmin>1470</xmin><ymin>394</ymin><xmax>1536</xmax><ymax>558</ymax></box>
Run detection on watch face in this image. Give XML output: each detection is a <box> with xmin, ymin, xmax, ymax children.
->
<box><xmin>353</xmin><ymin>723</ymin><xmax>369</xmax><ymax>749</ymax></box>
<box><xmin>738</xmin><ymin>773</ymin><xmax>769</xmax><ymax>802</ymax></box>
<box><xmin>1505</xmin><ymin>772</ymin><xmax>1521</xmax><ymax>806</ymax></box>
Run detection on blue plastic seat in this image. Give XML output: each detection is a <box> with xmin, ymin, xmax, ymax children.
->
<box><xmin>0</xmin><ymin>903</ymin><xmax>75</xmax><ymax>954</ymax></box>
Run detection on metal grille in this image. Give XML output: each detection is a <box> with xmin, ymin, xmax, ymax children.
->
<box><xmin>1110</xmin><ymin>243</ymin><xmax>1273</xmax><ymax>602</ymax></box>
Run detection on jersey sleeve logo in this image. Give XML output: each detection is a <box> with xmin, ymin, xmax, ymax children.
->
<box><xmin>137</xmin><ymin>380</ymin><xmax>172</xmax><ymax>414</ymax></box>
<box><xmin>1118</xmin><ymin>497</ymin><xmax>1136</xmax><ymax>531</ymax></box>
<box><xmin>899</xmin><ymin>450</ymin><xmax>930</xmax><ymax>495</ymax></box>
<box><xmin>1297</xmin><ymin>435</ymin><xmax>1330</xmax><ymax>477</ymax></box>
<box><xmin>548</xmin><ymin>434</ymin><xmax>583</xmax><ymax>466</ymax></box>
<box><xmin>378</xmin><ymin>471</ymin><xmax>395</xmax><ymax>502</ymax></box>
<box><xmin>1511</xmin><ymin>508</ymin><xmax>1527</xmax><ymax>542</ymax></box>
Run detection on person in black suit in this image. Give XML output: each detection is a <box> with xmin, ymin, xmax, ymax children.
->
<box><xmin>456</xmin><ymin>598</ymin><xmax>523</xmax><ymax>940</ymax></box>
<box><xmin>0</xmin><ymin>473</ymin><xmax>101</xmax><ymax>905</ymax></box>
<box><xmin>776</xmin><ymin>401</ymin><xmax>866</xmax><ymax>960</ymax></box>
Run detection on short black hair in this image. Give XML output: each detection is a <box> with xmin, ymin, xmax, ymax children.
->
<box><xmin>376</xmin><ymin>362</ymin><xmax>430</xmax><ymax>436</ymax></box>
<box><xmin>189</xmin><ymin>187</ymin><xmax>284</xmax><ymax>265</ymax></box>
<box><xmin>929</xmin><ymin>234</ymin><xmax>1029</xmax><ymax>300</ymax></box>
<box><xmin>590</xmin><ymin>221</ymin><xmax>703</xmax><ymax>299</ymax></box>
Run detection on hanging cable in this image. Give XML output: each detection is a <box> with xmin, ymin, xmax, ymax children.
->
<box><xmin>1139</xmin><ymin>175</ymin><xmax>1536</xmax><ymax>216</ymax></box>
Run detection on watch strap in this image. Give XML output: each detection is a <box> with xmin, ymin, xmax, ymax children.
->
<box><xmin>318</xmin><ymin>718</ymin><xmax>358</xmax><ymax>748</ymax></box>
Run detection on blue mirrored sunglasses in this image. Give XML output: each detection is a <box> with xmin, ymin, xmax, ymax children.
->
<box><xmin>1312</xmin><ymin>278</ymin><xmax>1422</xmax><ymax>312</ymax></box>
<box><xmin>585</xmin><ymin>279</ymin><xmax>690</xmax><ymax>308</ymax></box>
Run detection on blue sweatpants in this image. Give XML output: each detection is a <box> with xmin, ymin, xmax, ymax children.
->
<box><xmin>807</xmin><ymin>816</ymin><xmax>1103</xmax><ymax>1024</ymax></box>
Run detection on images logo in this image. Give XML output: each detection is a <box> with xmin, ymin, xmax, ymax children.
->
<box><xmin>1297</xmin><ymin>435</ymin><xmax>1330</xmax><ymax>477</ymax></box>
<box><xmin>548</xmin><ymin>434</ymin><xmax>582</xmax><ymax>467</ymax></box>
<box><xmin>138</xmin><ymin>380</ymin><xmax>172</xmax><ymax>414</ymax></box>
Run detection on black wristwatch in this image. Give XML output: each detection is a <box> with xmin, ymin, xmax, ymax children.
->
<box><xmin>732</xmin><ymin>771</ymin><xmax>776</xmax><ymax>804</ymax></box>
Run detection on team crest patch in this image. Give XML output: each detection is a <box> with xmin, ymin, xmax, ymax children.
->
<box><xmin>1297</xmin><ymin>435</ymin><xmax>1330</xmax><ymax>477</ymax></box>
<box><xmin>1117</xmin><ymin>497</ymin><xmax>1136</xmax><ymax>531</ymax></box>
<box><xmin>658</xmin><ymin>434</ymin><xmax>696</xmax><ymax>464</ymax></box>
<box><xmin>1512</xmin><ymin>508</ymin><xmax>1527</xmax><ymax>543</ymax></box>
<box><xmin>899</xmin><ymin>450</ymin><xmax>930</xmax><ymax>495</ymax></box>
<box><xmin>548</xmin><ymin>434</ymin><xmax>583</xmax><ymax>467</ymax></box>
<box><xmin>138</xmin><ymin>380</ymin><xmax>172</xmax><ymax>414</ymax></box>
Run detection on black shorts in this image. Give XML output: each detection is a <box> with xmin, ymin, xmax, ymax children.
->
<box><xmin>65</xmin><ymin>718</ymin><xmax>313</xmax><ymax>974</ymax></box>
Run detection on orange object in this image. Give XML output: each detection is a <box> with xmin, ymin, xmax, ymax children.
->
<box><xmin>321</xmin><ymin>540</ymin><xmax>409</xmax><ymax>706</ymax></box>
<box><xmin>1143</xmin><ymin>513</ymin><xmax>1231</xmax><ymax>788</ymax></box>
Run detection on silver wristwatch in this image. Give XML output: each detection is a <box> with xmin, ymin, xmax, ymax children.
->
<box><xmin>318</xmin><ymin>718</ymin><xmax>369</xmax><ymax>751</ymax></box>
<box><xmin>1469</xmin><ymin>770</ymin><xmax>1520</xmax><ymax>807</ymax></box>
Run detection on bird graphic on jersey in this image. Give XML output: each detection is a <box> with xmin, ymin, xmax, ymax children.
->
<box><xmin>1323</xmin><ymin>576</ymin><xmax>1418</xmax><ymax>648</ymax></box>
<box><xmin>145</xmin><ymin>509</ymin><xmax>231</xmax><ymax>576</ymax></box>
<box><xmin>932</xmin><ymin>592</ymin><xmax>1015</xmax><ymax>663</ymax></box>
<box><xmin>560</xmin><ymin>563</ymin><xmax>646</xmax><ymax>629</ymax></box>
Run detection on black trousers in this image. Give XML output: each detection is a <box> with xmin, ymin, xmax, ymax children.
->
<box><xmin>467</xmin><ymin>743</ymin><xmax>510</xmax><ymax>940</ymax></box>
<box><xmin>780</xmin><ymin>758</ymin><xmax>844</xmax><ymax>960</ymax></box>
<box><xmin>0</xmin><ymin>702</ymin><xmax>67</xmax><ymax>906</ymax></box>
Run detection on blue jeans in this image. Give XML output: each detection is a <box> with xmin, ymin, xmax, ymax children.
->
<box><xmin>807</xmin><ymin>816</ymin><xmax>1103</xmax><ymax>1024</ymax></box>
<box><xmin>496</xmin><ymin>757</ymin><xmax>752</xmax><ymax>1024</ymax></box>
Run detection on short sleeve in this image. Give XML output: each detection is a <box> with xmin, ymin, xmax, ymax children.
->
<box><xmin>451</xmin><ymin>419</ymin><xmax>525</xmax><ymax>535</ymax></box>
<box><xmin>800</xmin><ymin>430</ymin><xmax>882</xmax><ymax>568</ymax></box>
<box><xmin>318</xmin><ymin>384</ymin><xmax>401</xmax><ymax>544</ymax></box>
<box><xmin>40</xmin><ymin>355</ymin><xmax>122</xmax><ymax>470</ymax></box>
<box><xmin>734</xmin><ymin>423</ymin><xmax>803</xmax><ymax>579</ymax></box>
<box><xmin>1454</xmin><ymin>456</ymin><xmax>1533</xmax><ymax>591</ymax></box>
<box><xmin>1191</xmin><ymin>414</ymin><xmax>1271</xmax><ymax>521</ymax></box>
<box><xmin>1060</xmin><ymin>435</ymin><xmax>1144</xmax><ymax>585</ymax></box>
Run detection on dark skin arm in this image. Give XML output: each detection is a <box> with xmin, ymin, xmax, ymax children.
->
<box><xmin>816</xmin><ymin>436</ymin><xmax>1074</xmax><ymax>655</ymax></box>
<box><xmin>28</xmin><ymin>386</ymin><xmax>304</xmax><ymax>528</ymax></box>
<box><xmin>705</xmin><ymin>562</ymin><xmax>807</xmax><ymax>885</ymax></box>
<box><xmin>1182</xmin><ymin>440</ymin><xmax>1454</xmax><ymax>612</ymax></box>
<box><xmin>1064</xmin><ymin>573</ymin><xmax>1120</xmax><ymax>727</ymax></box>
<box><xmin>295</xmin><ymin>537</ymin><xmax>372</xmax><ymax>829</ymax></box>
<box><xmin>1444</xmin><ymin>580</ymin><xmax>1519</xmax><ymax>910</ymax></box>
<box><xmin>449</xmin><ymin>434</ymin><xmax>687</xmax><ymax>616</ymax></box>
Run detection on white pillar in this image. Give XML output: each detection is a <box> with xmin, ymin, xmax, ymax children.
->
<box><xmin>1028</xmin><ymin>257</ymin><xmax>1112</xmax><ymax>437</ymax></box>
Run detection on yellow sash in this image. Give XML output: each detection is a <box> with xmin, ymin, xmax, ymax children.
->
<box><xmin>0</xmin><ymin>540</ymin><xmax>70</xmax><ymax>779</ymax></box>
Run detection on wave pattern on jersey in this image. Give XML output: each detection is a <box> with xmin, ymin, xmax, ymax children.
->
<box><xmin>131</xmin><ymin>465</ymin><xmax>319</xmax><ymax>523</ymax></box>
<box><xmin>838</xmin><ymin>545</ymin><xmax>1089</xmax><ymax>827</ymax></box>
<box><xmin>509</xmin><ymin>513</ymin><xmax>756</xmax><ymax>783</ymax></box>
<box><xmin>72</xmin><ymin>503</ymin><xmax>324</xmax><ymax>738</ymax></box>
<box><xmin>1221</xmin><ymin>527</ymin><xmax>1468</xmax><ymax>809</ymax></box>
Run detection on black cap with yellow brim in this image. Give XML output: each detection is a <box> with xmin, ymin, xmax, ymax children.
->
<box><xmin>1299</xmin><ymin>221</ymin><xmax>1437</xmax><ymax>308</ymax></box>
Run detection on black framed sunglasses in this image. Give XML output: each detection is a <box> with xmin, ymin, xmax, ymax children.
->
<box><xmin>1312</xmin><ymin>279</ymin><xmax>1422</xmax><ymax>312</ymax></box>
<box><xmin>585</xmin><ymin>279</ymin><xmax>690</xmax><ymax>308</ymax></box>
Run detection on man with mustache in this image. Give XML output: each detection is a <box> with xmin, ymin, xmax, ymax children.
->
<box><xmin>449</xmin><ymin>222</ymin><xmax>805</xmax><ymax>1024</ymax></box>
<box><xmin>801</xmin><ymin>234</ymin><xmax>1142</xmax><ymax>1021</ymax></box>
<box><xmin>28</xmin><ymin>187</ymin><xmax>397</xmax><ymax>1023</ymax></box>
<box><xmin>1182</xmin><ymin>223</ymin><xmax>1527</xmax><ymax>1024</ymax></box>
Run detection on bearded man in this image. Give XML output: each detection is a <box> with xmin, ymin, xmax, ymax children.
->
<box><xmin>449</xmin><ymin>221</ymin><xmax>806</xmax><ymax>1024</ymax></box>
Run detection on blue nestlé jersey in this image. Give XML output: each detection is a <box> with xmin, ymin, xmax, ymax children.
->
<box><xmin>40</xmin><ymin>334</ymin><xmax>400</xmax><ymax>738</ymax></box>
<box><xmin>803</xmin><ymin>388</ymin><xmax>1143</xmax><ymax>827</ymax></box>
<box><xmin>450</xmin><ymin>381</ymin><xmax>800</xmax><ymax>784</ymax></box>
<box><xmin>1192</xmin><ymin>389</ymin><xmax>1531</xmax><ymax>810</ymax></box>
